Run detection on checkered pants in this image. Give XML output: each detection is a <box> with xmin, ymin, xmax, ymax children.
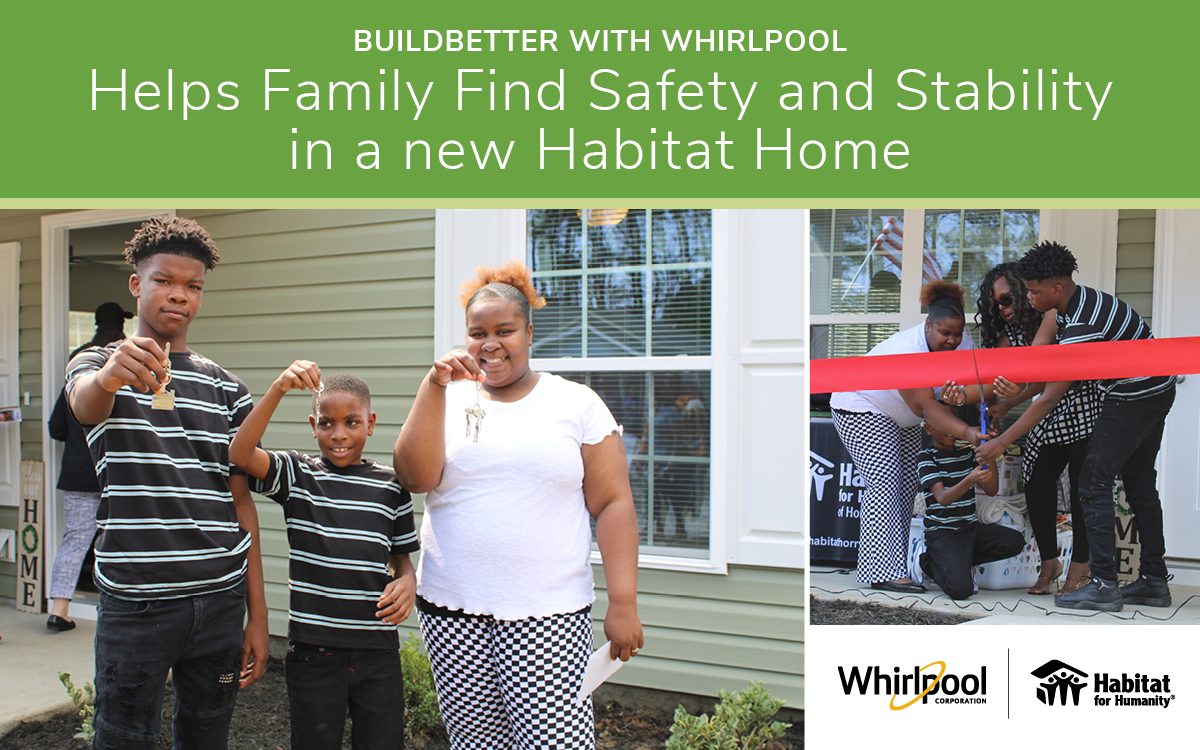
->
<box><xmin>833</xmin><ymin>410</ymin><xmax>923</xmax><ymax>584</ymax></box>
<box><xmin>418</xmin><ymin>607</ymin><xmax>595</xmax><ymax>750</ymax></box>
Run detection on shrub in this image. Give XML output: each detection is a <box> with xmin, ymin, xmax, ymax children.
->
<box><xmin>665</xmin><ymin>682</ymin><xmax>791</xmax><ymax>750</ymax></box>
<box><xmin>57</xmin><ymin>671</ymin><xmax>95</xmax><ymax>743</ymax></box>
<box><xmin>400</xmin><ymin>632</ymin><xmax>443</xmax><ymax>742</ymax></box>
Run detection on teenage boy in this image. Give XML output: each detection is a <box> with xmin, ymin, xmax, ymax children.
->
<box><xmin>66</xmin><ymin>217</ymin><xmax>268</xmax><ymax>749</ymax></box>
<box><xmin>1014</xmin><ymin>241</ymin><xmax>1177</xmax><ymax>612</ymax></box>
<box><xmin>228</xmin><ymin>362</ymin><xmax>419</xmax><ymax>750</ymax></box>
<box><xmin>916</xmin><ymin>409</ymin><xmax>1023</xmax><ymax>600</ymax></box>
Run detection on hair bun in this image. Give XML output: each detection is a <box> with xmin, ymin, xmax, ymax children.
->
<box><xmin>458</xmin><ymin>258</ymin><xmax>546</xmax><ymax>310</ymax></box>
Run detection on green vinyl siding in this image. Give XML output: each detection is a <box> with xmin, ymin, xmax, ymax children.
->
<box><xmin>593</xmin><ymin>565</ymin><xmax>803</xmax><ymax>709</ymax></box>
<box><xmin>1116</xmin><ymin>209</ymin><xmax>1155</xmax><ymax>325</ymax></box>
<box><xmin>0</xmin><ymin>210</ymin><xmax>68</xmax><ymax>597</ymax></box>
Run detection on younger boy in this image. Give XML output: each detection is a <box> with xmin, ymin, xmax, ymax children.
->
<box><xmin>229</xmin><ymin>361</ymin><xmax>419</xmax><ymax>750</ymax></box>
<box><xmin>67</xmin><ymin>217</ymin><xmax>269</xmax><ymax>749</ymax></box>
<box><xmin>917</xmin><ymin>411</ymin><xmax>1024</xmax><ymax>600</ymax></box>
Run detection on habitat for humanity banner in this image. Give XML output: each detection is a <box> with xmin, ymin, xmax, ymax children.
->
<box><xmin>2</xmin><ymin>1</ymin><xmax>1198</xmax><ymax>198</ymax></box>
<box><xmin>807</xmin><ymin>625</ymin><xmax>1194</xmax><ymax>748</ymax></box>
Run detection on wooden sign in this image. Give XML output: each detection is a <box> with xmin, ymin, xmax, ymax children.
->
<box><xmin>17</xmin><ymin>460</ymin><xmax>44</xmax><ymax>614</ymax></box>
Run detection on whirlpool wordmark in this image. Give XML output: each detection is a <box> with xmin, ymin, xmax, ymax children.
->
<box><xmin>838</xmin><ymin>661</ymin><xmax>988</xmax><ymax>709</ymax></box>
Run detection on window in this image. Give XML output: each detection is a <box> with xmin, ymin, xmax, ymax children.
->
<box><xmin>810</xmin><ymin>209</ymin><xmax>1039</xmax><ymax>361</ymax></box>
<box><xmin>68</xmin><ymin>311</ymin><xmax>137</xmax><ymax>354</ymax></box>
<box><xmin>527</xmin><ymin>209</ymin><xmax>713</xmax><ymax>557</ymax></box>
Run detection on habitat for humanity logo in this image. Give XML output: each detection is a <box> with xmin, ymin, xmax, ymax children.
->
<box><xmin>1031</xmin><ymin>659</ymin><xmax>1175</xmax><ymax>708</ymax></box>
<box><xmin>838</xmin><ymin>661</ymin><xmax>987</xmax><ymax>709</ymax></box>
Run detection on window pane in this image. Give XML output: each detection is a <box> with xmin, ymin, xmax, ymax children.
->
<box><xmin>810</xmin><ymin>209</ymin><xmax>905</xmax><ymax>315</ymax></box>
<box><xmin>528</xmin><ymin>209</ymin><xmax>583</xmax><ymax>272</ymax></box>
<box><xmin>923</xmin><ymin>209</ymin><xmax>1039</xmax><ymax>315</ymax></box>
<box><xmin>532</xmin><ymin>275</ymin><xmax>583</xmax><ymax>358</ymax></box>
<box><xmin>528</xmin><ymin>209</ymin><xmax>713</xmax><ymax>358</ymax></box>
<box><xmin>561</xmin><ymin>370</ymin><xmax>711</xmax><ymax>556</ymax></box>
<box><xmin>588</xmin><ymin>209</ymin><xmax>646</xmax><ymax>267</ymax></box>
<box><xmin>809</xmin><ymin>323</ymin><xmax>900</xmax><ymax>361</ymax></box>
<box><xmin>585</xmin><ymin>270</ymin><xmax>648</xmax><ymax>357</ymax></box>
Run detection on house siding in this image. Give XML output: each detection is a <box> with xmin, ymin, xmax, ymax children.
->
<box><xmin>1115</xmin><ymin>209</ymin><xmax>1155</xmax><ymax>324</ymax></box>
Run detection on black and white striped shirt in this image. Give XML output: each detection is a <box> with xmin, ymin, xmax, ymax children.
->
<box><xmin>66</xmin><ymin>345</ymin><xmax>253</xmax><ymax>600</ymax></box>
<box><xmin>252</xmin><ymin>451</ymin><xmax>420</xmax><ymax>650</ymax></box>
<box><xmin>918</xmin><ymin>445</ymin><xmax>979</xmax><ymax>534</ymax></box>
<box><xmin>1059</xmin><ymin>285</ymin><xmax>1176</xmax><ymax>400</ymax></box>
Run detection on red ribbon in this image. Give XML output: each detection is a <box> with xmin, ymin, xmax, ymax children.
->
<box><xmin>811</xmin><ymin>337</ymin><xmax>1200</xmax><ymax>394</ymax></box>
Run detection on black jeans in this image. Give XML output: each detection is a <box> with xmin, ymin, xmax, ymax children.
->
<box><xmin>92</xmin><ymin>582</ymin><xmax>246</xmax><ymax>750</ymax></box>
<box><xmin>1078</xmin><ymin>386</ymin><xmax>1175</xmax><ymax>582</ymax></box>
<box><xmin>925</xmin><ymin>523</ymin><xmax>1026</xmax><ymax>600</ymax></box>
<box><xmin>286</xmin><ymin>641</ymin><xmax>405</xmax><ymax>750</ymax></box>
<box><xmin>1025</xmin><ymin>438</ymin><xmax>1091</xmax><ymax>565</ymax></box>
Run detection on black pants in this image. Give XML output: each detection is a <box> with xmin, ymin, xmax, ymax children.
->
<box><xmin>1025</xmin><ymin>438</ymin><xmax>1091</xmax><ymax>565</ymax></box>
<box><xmin>286</xmin><ymin>642</ymin><xmax>405</xmax><ymax>750</ymax></box>
<box><xmin>925</xmin><ymin>523</ymin><xmax>1026</xmax><ymax>600</ymax></box>
<box><xmin>1079</xmin><ymin>387</ymin><xmax>1175</xmax><ymax>582</ymax></box>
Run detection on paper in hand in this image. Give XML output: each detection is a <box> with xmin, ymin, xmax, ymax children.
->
<box><xmin>575</xmin><ymin>640</ymin><xmax>625</xmax><ymax>705</ymax></box>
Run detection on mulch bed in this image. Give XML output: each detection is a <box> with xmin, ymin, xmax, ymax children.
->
<box><xmin>0</xmin><ymin>658</ymin><xmax>802</xmax><ymax>749</ymax></box>
<box><xmin>809</xmin><ymin>595</ymin><xmax>980</xmax><ymax>625</ymax></box>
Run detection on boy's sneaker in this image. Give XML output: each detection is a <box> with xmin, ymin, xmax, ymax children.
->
<box><xmin>1119</xmin><ymin>574</ymin><xmax>1172</xmax><ymax>607</ymax></box>
<box><xmin>1054</xmin><ymin>577</ymin><xmax>1123</xmax><ymax>612</ymax></box>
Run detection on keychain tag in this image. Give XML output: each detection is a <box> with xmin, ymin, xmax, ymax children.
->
<box><xmin>151</xmin><ymin>342</ymin><xmax>175</xmax><ymax>411</ymax></box>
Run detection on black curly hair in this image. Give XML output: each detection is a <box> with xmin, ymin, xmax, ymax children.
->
<box><xmin>313</xmin><ymin>372</ymin><xmax>372</xmax><ymax>416</ymax></box>
<box><xmin>975</xmin><ymin>263</ymin><xmax>1043</xmax><ymax>349</ymax></box>
<box><xmin>1014</xmin><ymin>240</ymin><xmax>1077</xmax><ymax>283</ymax></box>
<box><xmin>124</xmin><ymin>216</ymin><xmax>221</xmax><ymax>271</ymax></box>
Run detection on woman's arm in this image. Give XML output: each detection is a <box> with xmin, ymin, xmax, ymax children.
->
<box><xmin>900</xmin><ymin>387</ymin><xmax>984</xmax><ymax>445</ymax></box>
<box><xmin>582</xmin><ymin>432</ymin><xmax>644</xmax><ymax>662</ymax></box>
<box><xmin>394</xmin><ymin>350</ymin><xmax>480</xmax><ymax>493</ymax></box>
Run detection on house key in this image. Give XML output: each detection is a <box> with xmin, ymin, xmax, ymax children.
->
<box><xmin>464</xmin><ymin>378</ymin><xmax>485</xmax><ymax>442</ymax></box>
<box><xmin>151</xmin><ymin>342</ymin><xmax>175</xmax><ymax>410</ymax></box>
<box><xmin>314</xmin><ymin>381</ymin><xmax>325</xmax><ymax>414</ymax></box>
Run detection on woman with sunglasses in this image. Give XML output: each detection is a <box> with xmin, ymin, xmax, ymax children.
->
<box><xmin>973</xmin><ymin>263</ymin><xmax>1102</xmax><ymax>595</ymax></box>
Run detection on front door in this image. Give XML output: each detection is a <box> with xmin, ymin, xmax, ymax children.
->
<box><xmin>1155</xmin><ymin>210</ymin><xmax>1200</xmax><ymax>569</ymax></box>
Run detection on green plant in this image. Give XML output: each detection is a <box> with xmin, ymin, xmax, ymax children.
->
<box><xmin>400</xmin><ymin>632</ymin><xmax>443</xmax><ymax>742</ymax></box>
<box><xmin>57</xmin><ymin>671</ymin><xmax>96</xmax><ymax>743</ymax></box>
<box><xmin>665</xmin><ymin>682</ymin><xmax>791</xmax><ymax>750</ymax></box>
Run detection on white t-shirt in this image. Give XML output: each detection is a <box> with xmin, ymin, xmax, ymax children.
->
<box><xmin>416</xmin><ymin>373</ymin><xmax>620</xmax><ymax>621</ymax></box>
<box><xmin>830</xmin><ymin>322</ymin><xmax>975</xmax><ymax>428</ymax></box>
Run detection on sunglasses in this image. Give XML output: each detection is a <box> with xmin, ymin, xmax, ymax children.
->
<box><xmin>996</xmin><ymin>293</ymin><xmax>1015</xmax><ymax>308</ymax></box>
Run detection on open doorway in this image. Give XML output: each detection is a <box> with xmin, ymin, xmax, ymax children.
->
<box><xmin>41</xmin><ymin>210</ymin><xmax>171</xmax><ymax>622</ymax></box>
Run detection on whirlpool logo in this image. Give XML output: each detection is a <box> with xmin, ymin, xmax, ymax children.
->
<box><xmin>838</xmin><ymin>661</ymin><xmax>988</xmax><ymax>709</ymax></box>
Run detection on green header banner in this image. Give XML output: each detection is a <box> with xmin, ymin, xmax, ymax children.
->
<box><xmin>2</xmin><ymin>1</ymin><xmax>1194</xmax><ymax>199</ymax></box>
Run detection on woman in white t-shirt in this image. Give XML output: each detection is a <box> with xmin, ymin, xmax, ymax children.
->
<box><xmin>829</xmin><ymin>281</ymin><xmax>987</xmax><ymax>593</ymax></box>
<box><xmin>394</xmin><ymin>260</ymin><xmax>643</xmax><ymax>750</ymax></box>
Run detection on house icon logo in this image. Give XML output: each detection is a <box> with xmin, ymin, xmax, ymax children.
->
<box><xmin>1031</xmin><ymin>660</ymin><xmax>1088</xmax><ymax>706</ymax></box>
<box><xmin>809</xmin><ymin>451</ymin><xmax>834</xmax><ymax>503</ymax></box>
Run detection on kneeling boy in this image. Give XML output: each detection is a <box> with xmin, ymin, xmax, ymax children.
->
<box><xmin>230</xmin><ymin>361</ymin><xmax>419</xmax><ymax>750</ymax></box>
<box><xmin>917</xmin><ymin>410</ymin><xmax>1024</xmax><ymax>600</ymax></box>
